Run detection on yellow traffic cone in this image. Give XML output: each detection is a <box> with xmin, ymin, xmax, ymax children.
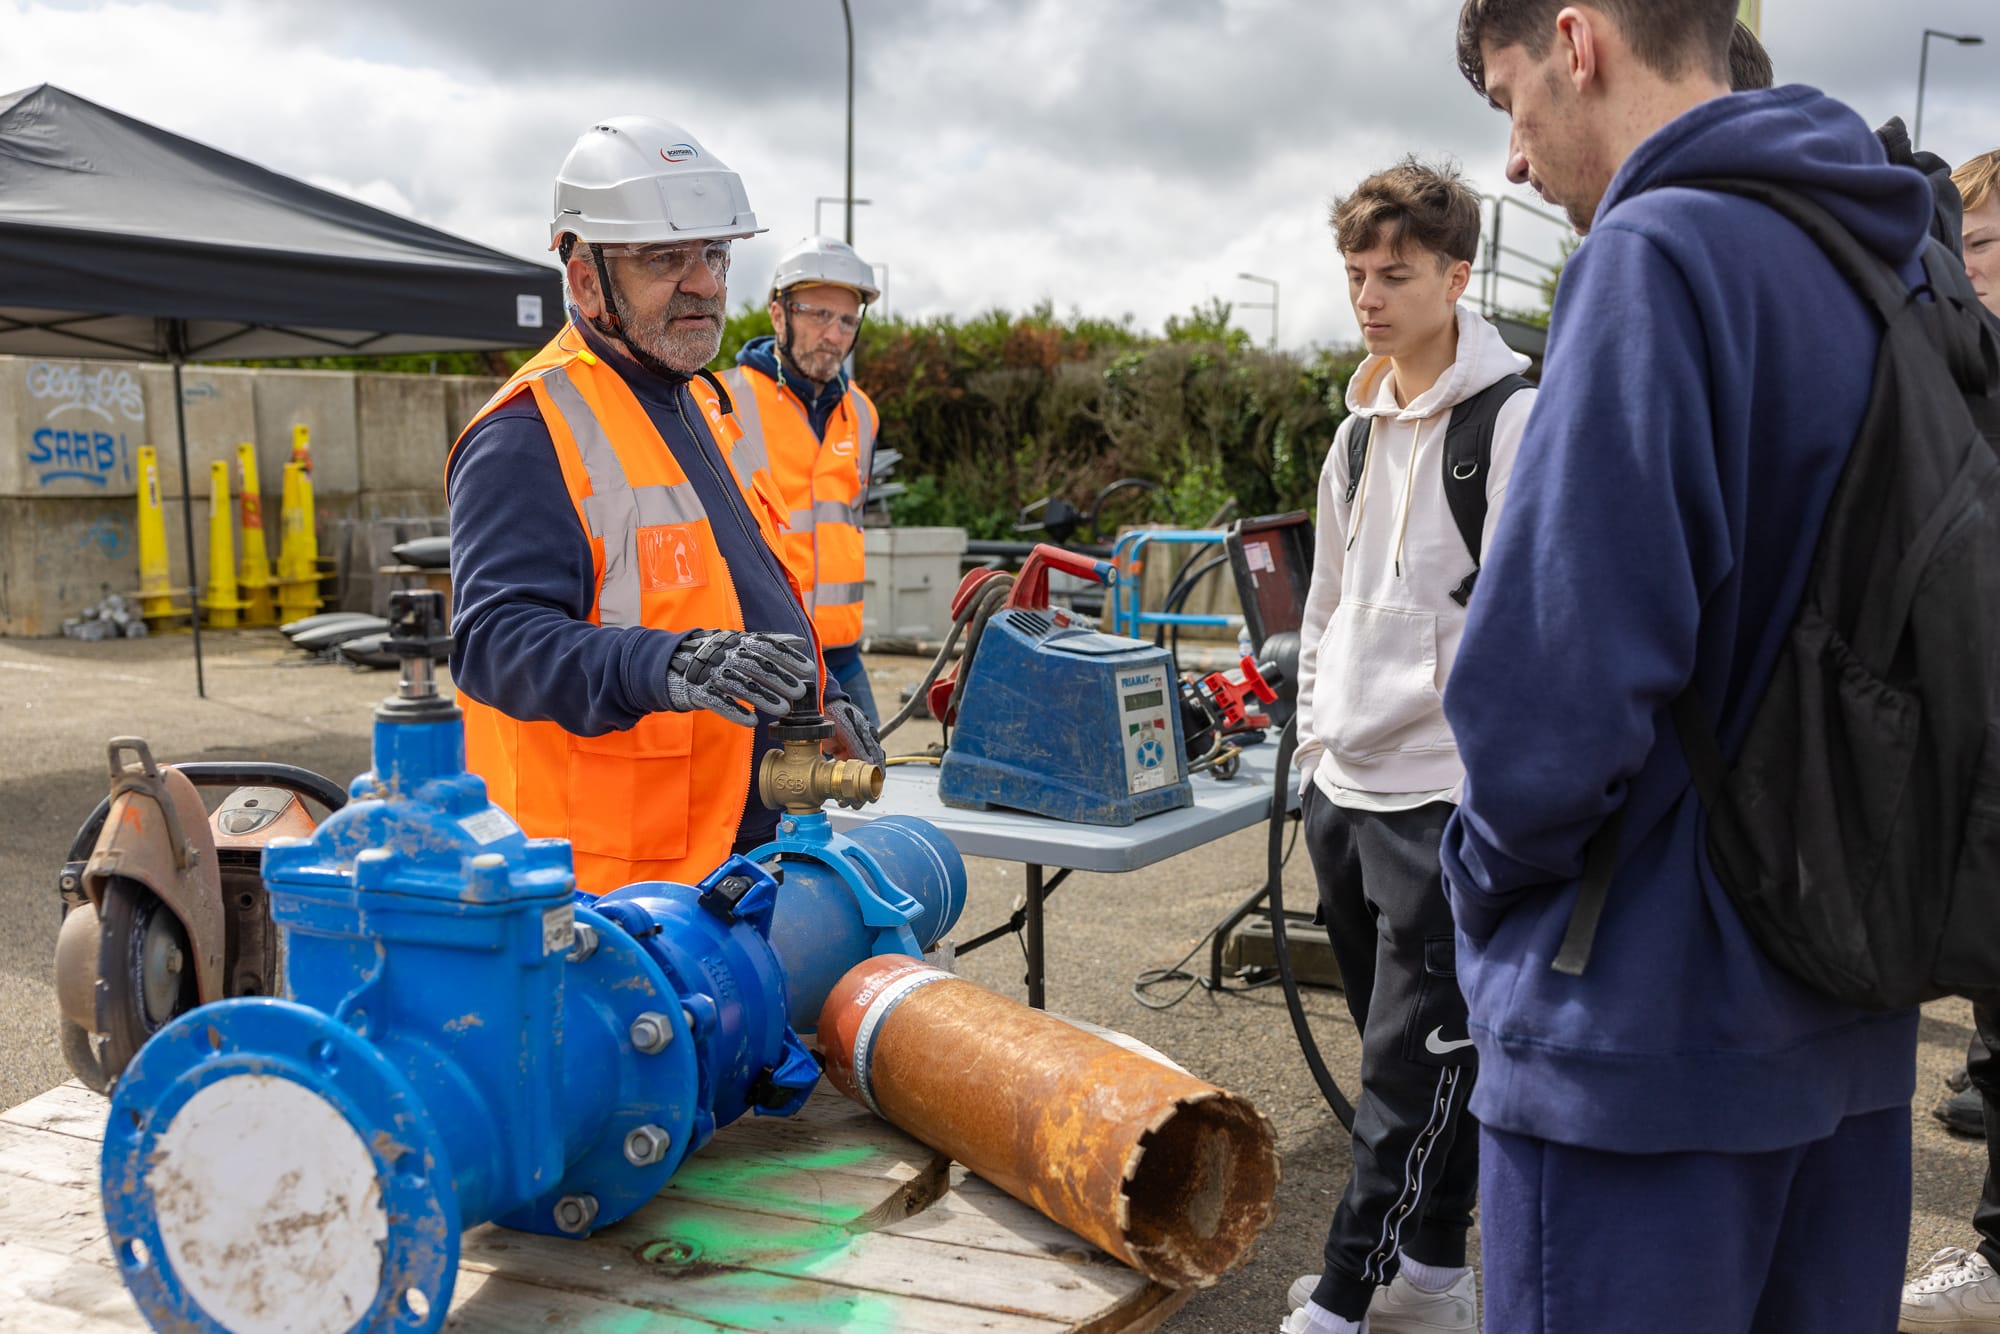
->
<box><xmin>275</xmin><ymin>461</ymin><xmax>322</xmax><ymax>620</ymax></box>
<box><xmin>290</xmin><ymin>423</ymin><xmax>313</xmax><ymax>474</ymax></box>
<box><xmin>200</xmin><ymin>460</ymin><xmax>246</xmax><ymax>629</ymax></box>
<box><xmin>134</xmin><ymin>446</ymin><xmax>179</xmax><ymax>629</ymax></box>
<box><xmin>235</xmin><ymin>442</ymin><xmax>276</xmax><ymax>626</ymax></box>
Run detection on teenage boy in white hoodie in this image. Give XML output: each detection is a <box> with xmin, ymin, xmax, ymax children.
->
<box><xmin>1282</xmin><ymin>159</ymin><xmax>1534</xmax><ymax>1334</ymax></box>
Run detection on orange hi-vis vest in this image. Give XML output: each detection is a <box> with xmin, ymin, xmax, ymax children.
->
<box><xmin>719</xmin><ymin>365</ymin><xmax>878</xmax><ymax>650</ymax></box>
<box><xmin>447</xmin><ymin>322</ymin><xmax>818</xmax><ymax>897</ymax></box>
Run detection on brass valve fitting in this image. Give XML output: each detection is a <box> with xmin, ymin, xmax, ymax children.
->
<box><xmin>758</xmin><ymin>736</ymin><xmax>884</xmax><ymax>815</ymax></box>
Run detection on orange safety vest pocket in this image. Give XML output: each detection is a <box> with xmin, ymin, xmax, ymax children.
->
<box><xmin>637</xmin><ymin>523</ymin><xmax>710</xmax><ymax>592</ymax></box>
<box><xmin>566</xmin><ymin>710</ymin><xmax>696</xmax><ymax>864</ymax></box>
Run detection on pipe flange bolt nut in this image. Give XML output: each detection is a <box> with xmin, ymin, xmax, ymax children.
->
<box><xmin>552</xmin><ymin>1193</ymin><xmax>600</xmax><ymax>1235</ymax></box>
<box><xmin>629</xmin><ymin>1011</ymin><xmax>674</xmax><ymax>1055</ymax></box>
<box><xmin>623</xmin><ymin>1124</ymin><xmax>672</xmax><ymax>1167</ymax></box>
<box><xmin>567</xmin><ymin>922</ymin><xmax>599</xmax><ymax>964</ymax></box>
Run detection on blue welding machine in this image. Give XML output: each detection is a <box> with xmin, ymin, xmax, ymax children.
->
<box><xmin>938</xmin><ymin>546</ymin><xmax>1192</xmax><ymax>825</ymax></box>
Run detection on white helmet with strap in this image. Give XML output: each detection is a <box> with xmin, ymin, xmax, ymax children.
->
<box><xmin>550</xmin><ymin>116</ymin><xmax>764</xmax><ymax>250</ymax></box>
<box><xmin>770</xmin><ymin>234</ymin><xmax>880</xmax><ymax>304</ymax></box>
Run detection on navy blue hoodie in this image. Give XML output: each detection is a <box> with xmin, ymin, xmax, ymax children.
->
<box><xmin>1439</xmin><ymin>87</ymin><xmax>1933</xmax><ymax>1155</ymax></box>
<box><xmin>446</xmin><ymin>312</ymin><xmax>837</xmax><ymax>851</ymax></box>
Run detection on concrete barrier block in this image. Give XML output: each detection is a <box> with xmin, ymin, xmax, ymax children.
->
<box><xmin>355</xmin><ymin>489</ymin><xmax>446</xmax><ymax>522</ymax></box>
<box><xmin>0</xmin><ymin>495</ymin><xmax>144</xmax><ymax>635</ymax></box>
<box><xmin>143</xmin><ymin>365</ymin><xmax>258</xmax><ymax>501</ymax></box>
<box><xmin>0</xmin><ymin>355</ymin><xmax>150</xmax><ymax>499</ymax></box>
<box><xmin>443</xmin><ymin>375</ymin><xmax>506</xmax><ymax>443</ymax></box>
<box><xmin>357</xmin><ymin>374</ymin><xmax>450</xmax><ymax>494</ymax></box>
<box><xmin>252</xmin><ymin>370</ymin><xmax>359</xmax><ymax>499</ymax></box>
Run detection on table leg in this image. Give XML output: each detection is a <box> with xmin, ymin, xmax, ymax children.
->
<box><xmin>1025</xmin><ymin>863</ymin><xmax>1045</xmax><ymax>1010</ymax></box>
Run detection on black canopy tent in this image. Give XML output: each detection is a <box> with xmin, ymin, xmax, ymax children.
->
<box><xmin>0</xmin><ymin>83</ymin><xmax>563</xmax><ymax>693</ymax></box>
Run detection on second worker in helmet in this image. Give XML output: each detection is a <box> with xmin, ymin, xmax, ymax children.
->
<box><xmin>446</xmin><ymin>117</ymin><xmax>884</xmax><ymax>898</ymax></box>
<box><xmin>723</xmin><ymin>235</ymin><xmax>885</xmax><ymax>725</ymax></box>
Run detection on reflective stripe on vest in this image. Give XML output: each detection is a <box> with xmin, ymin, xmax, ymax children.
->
<box><xmin>541</xmin><ymin>366</ymin><xmax>709</xmax><ymax>627</ymax></box>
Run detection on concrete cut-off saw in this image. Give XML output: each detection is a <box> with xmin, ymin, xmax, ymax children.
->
<box><xmin>52</xmin><ymin>740</ymin><xmax>347</xmax><ymax>1093</ymax></box>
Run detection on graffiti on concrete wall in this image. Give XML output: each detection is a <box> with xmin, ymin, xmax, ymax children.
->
<box><xmin>76</xmin><ymin>516</ymin><xmax>133</xmax><ymax>561</ymax></box>
<box><xmin>24</xmin><ymin>362</ymin><xmax>144</xmax><ymax>488</ymax></box>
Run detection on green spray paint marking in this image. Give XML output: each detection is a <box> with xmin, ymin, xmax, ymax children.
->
<box><xmin>626</xmin><ymin>1223</ymin><xmax>913</xmax><ymax>1331</ymax></box>
<box><xmin>670</xmin><ymin>1144</ymin><xmax>882</xmax><ymax>1226</ymax></box>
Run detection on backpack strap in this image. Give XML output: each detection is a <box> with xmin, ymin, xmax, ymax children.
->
<box><xmin>1553</xmin><ymin>691</ymin><xmax>1727</xmax><ymax>976</ymax></box>
<box><xmin>1674</xmin><ymin>178</ymin><xmax>1911</xmax><ymax>325</ymax></box>
<box><xmin>1342</xmin><ymin>414</ymin><xmax>1373</xmax><ymax>504</ymax></box>
<box><xmin>1440</xmin><ymin>373</ymin><xmax>1535</xmax><ymax>606</ymax></box>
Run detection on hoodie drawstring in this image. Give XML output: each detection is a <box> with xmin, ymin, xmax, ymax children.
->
<box><xmin>1391</xmin><ymin>416</ymin><xmax>1435</xmax><ymax>577</ymax></box>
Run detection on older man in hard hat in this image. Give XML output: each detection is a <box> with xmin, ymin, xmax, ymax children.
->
<box><xmin>721</xmin><ymin>236</ymin><xmax>884</xmax><ymax>724</ymax></box>
<box><xmin>446</xmin><ymin>117</ymin><xmax>882</xmax><ymax>898</ymax></box>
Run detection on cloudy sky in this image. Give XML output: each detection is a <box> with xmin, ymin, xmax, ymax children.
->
<box><xmin>4</xmin><ymin>0</ymin><xmax>1998</xmax><ymax>350</ymax></box>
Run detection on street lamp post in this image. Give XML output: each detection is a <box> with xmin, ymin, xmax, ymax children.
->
<box><xmin>1236</xmin><ymin>272</ymin><xmax>1279</xmax><ymax>349</ymax></box>
<box><xmin>841</xmin><ymin>0</ymin><xmax>856</xmax><ymax>244</ymax></box>
<box><xmin>815</xmin><ymin>196</ymin><xmax>872</xmax><ymax>236</ymax></box>
<box><xmin>1917</xmin><ymin>28</ymin><xmax>1985</xmax><ymax>151</ymax></box>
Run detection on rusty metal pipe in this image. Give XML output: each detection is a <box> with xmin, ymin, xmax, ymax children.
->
<box><xmin>817</xmin><ymin>956</ymin><xmax>1280</xmax><ymax>1289</ymax></box>
<box><xmin>757</xmin><ymin>735</ymin><xmax>883</xmax><ymax>814</ymax></box>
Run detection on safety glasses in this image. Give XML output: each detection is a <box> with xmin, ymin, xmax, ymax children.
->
<box><xmin>786</xmin><ymin>300</ymin><xmax>863</xmax><ymax>334</ymax></box>
<box><xmin>597</xmin><ymin>239</ymin><xmax>732</xmax><ymax>285</ymax></box>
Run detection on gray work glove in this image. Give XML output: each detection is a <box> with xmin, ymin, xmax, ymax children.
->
<box><xmin>827</xmin><ymin>697</ymin><xmax>886</xmax><ymax>766</ymax></box>
<box><xmin>665</xmin><ymin>630</ymin><xmax>813</xmax><ymax>727</ymax></box>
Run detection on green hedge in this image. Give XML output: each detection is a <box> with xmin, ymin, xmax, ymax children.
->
<box><xmin>715</xmin><ymin>299</ymin><xmax>1362</xmax><ymax>539</ymax></box>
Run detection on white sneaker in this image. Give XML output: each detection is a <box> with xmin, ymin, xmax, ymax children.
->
<box><xmin>1285</xmin><ymin>1270</ymin><xmax>1478</xmax><ymax>1333</ymax></box>
<box><xmin>1278</xmin><ymin>1305</ymin><xmax>1367</xmax><ymax>1334</ymax></box>
<box><xmin>1901</xmin><ymin>1248</ymin><xmax>2000</xmax><ymax>1332</ymax></box>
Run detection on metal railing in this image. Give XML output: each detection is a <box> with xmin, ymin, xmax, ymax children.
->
<box><xmin>1471</xmin><ymin>193</ymin><xmax>1572</xmax><ymax>324</ymax></box>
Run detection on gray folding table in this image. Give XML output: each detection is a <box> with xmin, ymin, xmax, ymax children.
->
<box><xmin>828</xmin><ymin>741</ymin><xmax>1295</xmax><ymax>1008</ymax></box>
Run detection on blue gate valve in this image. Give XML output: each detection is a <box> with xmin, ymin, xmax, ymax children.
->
<box><xmin>96</xmin><ymin>593</ymin><xmax>837</xmax><ymax>1333</ymax></box>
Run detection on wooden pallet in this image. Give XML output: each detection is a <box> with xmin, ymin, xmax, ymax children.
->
<box><xmin>0</xmin><ymin>1080</ymin><xmax>1186</xmax><ymax>1332</ymax></box>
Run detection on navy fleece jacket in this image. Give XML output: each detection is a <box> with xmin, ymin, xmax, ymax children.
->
<box><xmin>1440</xmin><ymin>87</ymin><xmax>1933</xmax><ymax>1155</ymax></box>
<box><xmin>447</xmin><ymin>313</ymin><xmax>836</xmax><ymax>850</ymax></box>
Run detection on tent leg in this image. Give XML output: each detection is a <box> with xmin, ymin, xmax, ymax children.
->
<box><xmin>171</xmin><ymin>357</ymin><xmax>206</xmax><ymax>699</ymax></box>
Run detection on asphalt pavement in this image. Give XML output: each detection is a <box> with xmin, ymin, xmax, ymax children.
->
<box><xmin>0</xmin><ymin>629</ymin><xmax>1987</xmax><ymax>1331</ymax></box>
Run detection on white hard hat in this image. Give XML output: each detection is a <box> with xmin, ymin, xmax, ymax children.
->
<box><xmin>771</xmin><ymin>235</ymin><xmax>880</xmax><ymax>304</ymax></box>
<box><xmin>550</xmin><ymin>116</ymin><xmax>765</xmax><ymax>250</ymax></box>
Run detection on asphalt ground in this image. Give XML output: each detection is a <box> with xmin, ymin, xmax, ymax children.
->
<box><xmin>0</xmin><ymin>630</ymin><xmax>1988</xmax><ymax>1331</ymax></box>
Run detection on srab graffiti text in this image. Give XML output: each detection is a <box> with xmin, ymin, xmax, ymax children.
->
<box><xmin>29</xmin><ymin>427</ymin><xmax>133</xmax><ymax>488</ymax></box>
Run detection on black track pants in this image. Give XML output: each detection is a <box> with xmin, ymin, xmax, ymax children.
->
<box><xmin>1302</xmin><ymin>787</ymin><xmax>1479</xmax><ymax>1322</ymax></box>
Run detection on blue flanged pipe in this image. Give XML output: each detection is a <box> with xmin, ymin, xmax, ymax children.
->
<box><xmin>98</xmin><ymin>592</ymin><xmax>948</xmax><ymax>1333</ymax></box>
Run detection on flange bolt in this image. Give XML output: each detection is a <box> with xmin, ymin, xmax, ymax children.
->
<box><xmin>623</xmin><ymin>1124</ymin><xmax>672</xmax><ymax>1166</ymax></box>
<box><xmin>552</xmin><ymin>1194</ymin><xmax>600</xmax><ymax>1235</ymax></box>
<box><xmin>629</xmin><ymin>1011</ymin><xmax>674</xmax><ymax>1055</ymax></box>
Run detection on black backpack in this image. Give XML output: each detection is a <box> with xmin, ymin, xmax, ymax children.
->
<box><xmin>1343</xmin><ymin>373</ymin><xmax>1534</xmax><ymax>606</ymax></box>
<box><xmin>1554</xmin><ymin>177</ymin><xmax>2000</xmax><ymax>1011</ymax></box>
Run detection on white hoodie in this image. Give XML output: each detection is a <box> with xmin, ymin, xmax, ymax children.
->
<box><xmin>1294</xmin><ymin>304</ymin><xmax>1534</xmax><ymax>808</ymax></box>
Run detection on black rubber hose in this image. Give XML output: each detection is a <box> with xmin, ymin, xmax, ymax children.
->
<box><xmin>1162</xmin><ymin>552</ymin><xmax>1230</xmax><ymax>668</ymax></box>
<box><xmin>877</xmin><ymin>572</ymin><xmax>1004</xmax><ymax>740</ymax></box>
<box><xmin>1266</xmin><ymin>716</ymin><xmax>1357</xmax><ymax>1129</ymax></box>
<box><xmin>1153</xmin><ymin>543</ymin><xmax>1222</xmax><ymax>649</ymax></box>
<box><xmin>945</xmin><ymin>575</ymin><xmax>1017</xmax><ymax>725</ymax></box>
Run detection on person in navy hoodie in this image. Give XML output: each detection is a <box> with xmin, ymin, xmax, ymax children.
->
<box><xmin>1448</xmin><ymin>2</ymin><xmax>1933</xmax><ymax>1330</ymax></box>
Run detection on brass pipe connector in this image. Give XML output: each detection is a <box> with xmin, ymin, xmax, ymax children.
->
<box><xmin>758</xmin><ymin>737</ymin><xmax>884</xmax><ymax>815</ymax></box>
